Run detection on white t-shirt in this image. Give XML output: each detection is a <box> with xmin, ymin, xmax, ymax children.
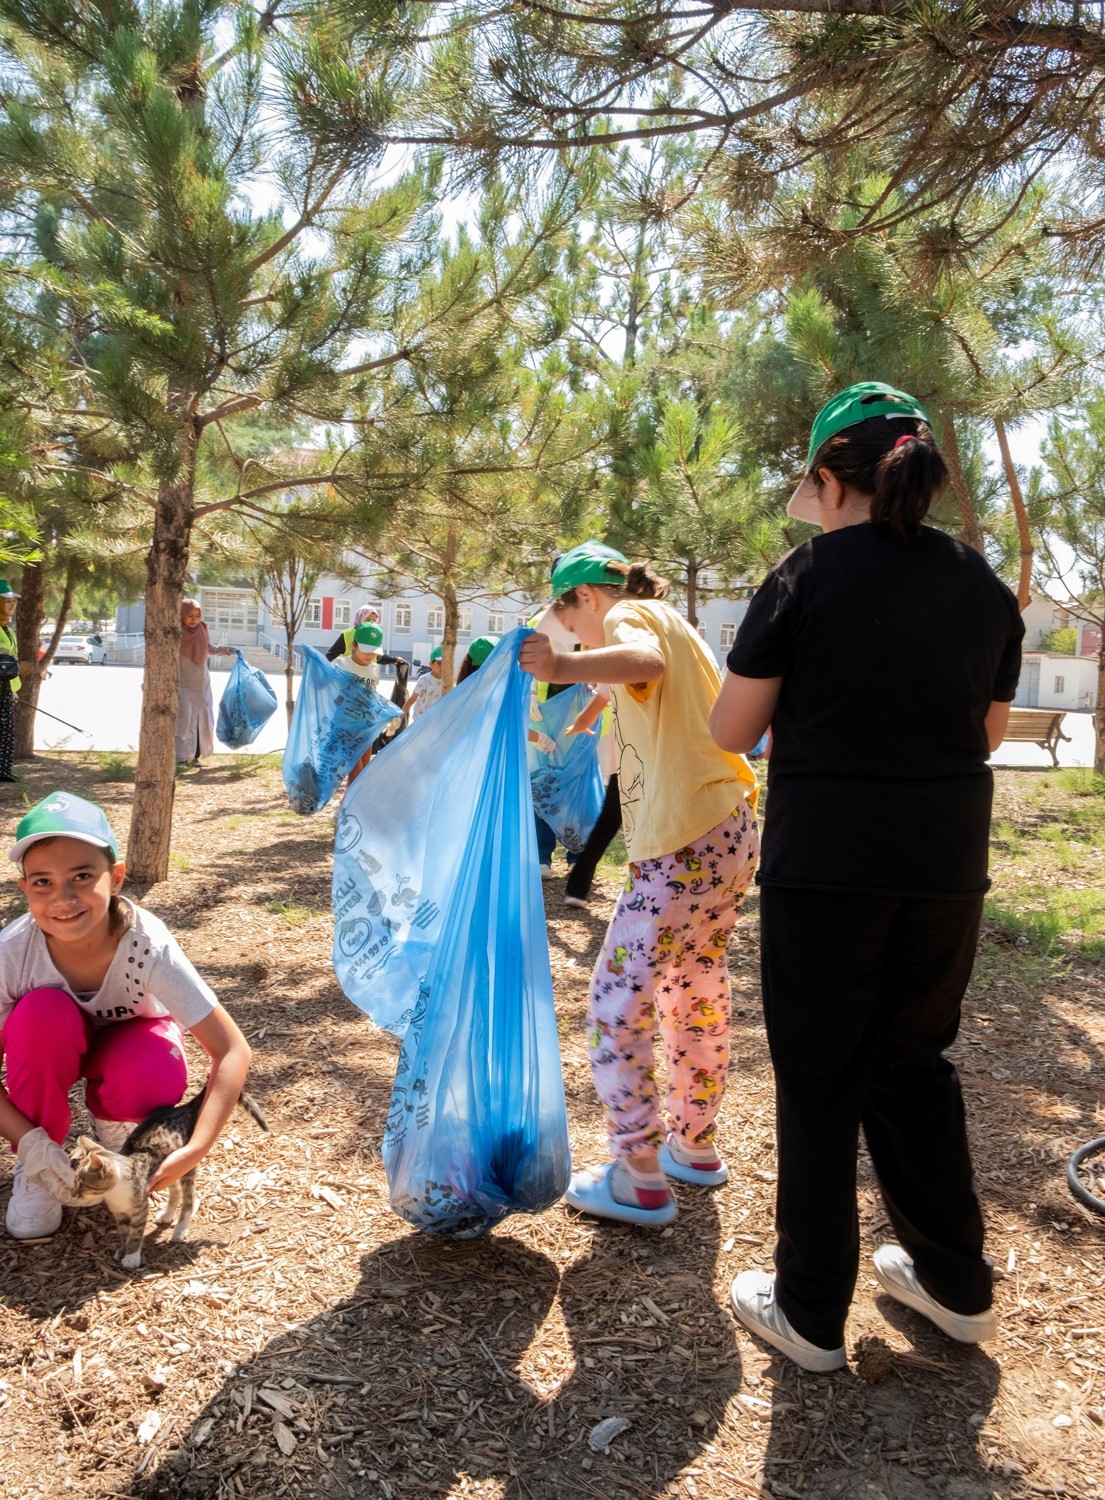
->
<box><xmin>408</xmin><ymin>673</ymin><xmax>443</xmax><ymax>721</ymax></box>
<box><xmin>335</xmin><ymin>654</ymin><xmax>380</xmax><ymax>687</ymax></box>
<box><xmin>0</xmin><ymin>900</ymin><xmax>216</xmax><ymax>1032</ymax></box>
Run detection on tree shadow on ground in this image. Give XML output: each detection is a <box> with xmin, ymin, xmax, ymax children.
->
<box><xmin>134</xmin><ymin>1198</ymin><xmax>741</xmax><ymax>1500</ymax></box>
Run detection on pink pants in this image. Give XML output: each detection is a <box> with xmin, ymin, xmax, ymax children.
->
<box><xmin>2</xmin><ymin>987</ymin><xmax>188</xmax><ymax>1147</ymax></box>
<box><xmin>588</xmin><ymin>804</ymin><xmax>759</xmax><ymax>1160</ymax></box>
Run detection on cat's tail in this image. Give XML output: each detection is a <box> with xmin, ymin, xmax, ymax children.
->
<box><xmin>237</xmin><ymin>1091</ymin><xmax>269</xmax><ymax>1133</ymax></box>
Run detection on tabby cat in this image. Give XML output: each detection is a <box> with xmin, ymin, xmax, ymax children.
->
<box><xmin>69</xmin><ymin>1084</ymin><xmax>268</xmax><ymax>1269</ymax></box>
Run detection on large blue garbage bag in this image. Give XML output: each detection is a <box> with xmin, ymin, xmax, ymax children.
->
<box><xmin>216</xmin><ymin>650</ymin><xmax>279</xmax><ymax>749</ymax></box>
<box><xmin>332</xmin><ymin>629</ymin><xmax>570</xmax><ymax>1237</ymax></box>
<box><xmin>282</xmin><ymin>646</ymin><xmax>401</xmax><ymax>814</ymax></box>
<box><xmin>528</xmin><ymin>682</ymin><xmax>605</xmax><ymax>853</ymax></box>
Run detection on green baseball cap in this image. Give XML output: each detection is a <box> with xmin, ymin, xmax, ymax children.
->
<box><xmin>550</xmin><ymin>541</ymin><xmax>629</xmax><ymax>600</ymax></box>
<box><xmin>429</xmin><ymin>645</ymin><xmax>443</xmax><ymax>662</ymax></box>
<box><xmin>353</xmin><ymin>622</ymin><xmax>383</xmax><ymax>649</ymax></box>
<box><xmin>0</xmin><ymin>580</ymin><xmax>19</xmax><ymax>600</ymax></box>
<box><xmin>787</xmin><ymin>382</ymin><xmax>933</xmax><ymax>525</ymax></box>
<box><xmin>467</xmin><ymin>635</ymin><xmax>499</xmax><ymax>668</ymax></box>
<box><xmin>9</xmin><ymin>792</ymin><xmax>119</xmax><ymax>867</ymax></box>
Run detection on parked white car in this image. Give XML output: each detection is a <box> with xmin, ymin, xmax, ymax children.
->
<box><xmin>52</xmin><ymin>635</ymin><xmax>94</xmax><ymax>665</ymax></box>
<box><xmin>87</xmin><ymin>633</ymin><xmax>110</xmax><ymax>664</ymax></box>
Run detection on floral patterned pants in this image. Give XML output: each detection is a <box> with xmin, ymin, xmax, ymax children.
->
<box><xmin>587</xmin><ymin>803</ymin><xmax>759</xmax><ymax>1161</ymax></box>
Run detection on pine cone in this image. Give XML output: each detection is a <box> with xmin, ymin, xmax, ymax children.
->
<box><xmin>852</xmin><ymin>1333</ymin><xmax>896</xmax><ymax>1384</ymax></box>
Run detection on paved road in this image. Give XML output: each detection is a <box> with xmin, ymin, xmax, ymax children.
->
<box><xmin>28</xmin><ymin>663</ymin><xmax>1099</xmax><ymax>769</ymax></box>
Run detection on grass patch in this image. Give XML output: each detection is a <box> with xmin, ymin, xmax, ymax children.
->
<box><xmin>228</xmin><ymin>752</ymin><xmax>283</xmax><ymax>780</ymax></box>
<box><xmin>97</xmin><ymin>752</ymin><xmax>136</xmax><ymax>782</ymax></box>
<box><xmin>169</xmin><ymin>851</ymin><xmax>189</xmax><ymax>872</ymax></box>
<box><xmin>219</xmin><ymin>813</ymin><xmax>266</xmax><ymax>830</ymax></box>
<box><xmin>984</xmin><ymin>888</ymin><xmax>1105</xmax><ymax>963</ymax></box>
<box><xmin>267</xmin><ymin>899</ymin><xmax>320</xmax><ymax>925</ymax></box>
<box><xmin>597</xmin><ymin>829</ymin><xmax>627</xmax><ymax>876</ymax></box>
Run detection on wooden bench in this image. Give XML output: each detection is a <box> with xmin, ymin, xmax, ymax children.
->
<box><xmin>1000</xmin><ymin>708</ymin><xmax>1072</xmax><ymax>766</ymax></box>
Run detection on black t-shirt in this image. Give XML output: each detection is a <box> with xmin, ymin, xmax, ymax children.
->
<box><xmin>727</xmin><ymin>524</ymin><xmax>1024</xmax><ymax>897</ymax></box>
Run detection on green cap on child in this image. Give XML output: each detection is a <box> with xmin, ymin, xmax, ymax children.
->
<box><xmin>9</xmin><ymin>792</ymin><xmax>119</xmax><ymax>867</ymax></box>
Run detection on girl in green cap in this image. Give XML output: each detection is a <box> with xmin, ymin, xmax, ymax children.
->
<box><xmin>520</xmin><ymin>544</ymin><xmax>759</xmax><ymax>1229</ymax></box>
<box><xmin>712</xmin><ymin>383</ymin><xmax>1024</xmax><ymax>1372</ymax></box>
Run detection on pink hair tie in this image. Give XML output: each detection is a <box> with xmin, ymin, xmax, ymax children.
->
<box><xmin>893</xmin><ymin>433</ymin><xmax>915</xmax><ymax>449</ymax></box>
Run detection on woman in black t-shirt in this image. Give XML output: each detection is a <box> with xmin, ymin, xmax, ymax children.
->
<box><xmin>710</xmin><ymin>382</ymin><xmax>1023</xmax><ymax>1373</ymax></box>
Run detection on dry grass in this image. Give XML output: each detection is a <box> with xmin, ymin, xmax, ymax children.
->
<box><xmin>0</xmin><ymin>755</ymin><xmax>1102</xmax><ymax>1500</ymax></box>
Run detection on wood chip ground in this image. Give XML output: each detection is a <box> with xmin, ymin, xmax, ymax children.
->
<box><xmin>0</xmin><ymin>755</ymin><xmax>1102</xmax><ymax>1500</ymax></box>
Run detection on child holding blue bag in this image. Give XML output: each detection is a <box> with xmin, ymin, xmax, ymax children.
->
<box><xmin>520</xmin><ymin>543</ymin><xmax>759</xmax><ymax>1227</ymax></box>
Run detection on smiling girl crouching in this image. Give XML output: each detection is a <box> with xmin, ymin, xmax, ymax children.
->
<box><xmin>0</xmin><ymin>792</ymin><xmax>251</xmax><ymax>1241</ymax></box>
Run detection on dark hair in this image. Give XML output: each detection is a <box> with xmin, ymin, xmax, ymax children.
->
<box><xmin>554</xmin><ymin>560</ymin><xmax>670</xmax><ymax>611</ymax></box>
<box><xmin>22</xmin><ymin>836</ymin><xmax>127</xmax><ymax>936</ymax></box>
<box><xmin>456</xmin><ymin>652</ymin><xmax>478</xmax><ymax>684</ymax></box>
<box><xmin>809</xmin><ymin>414</ymin><xmax>948</xmax><ymax>541</ymax></box>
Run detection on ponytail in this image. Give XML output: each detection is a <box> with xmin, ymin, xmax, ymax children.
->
<box><xmin>602</xmin><ymin>560</ymin><xmax>671</xmax><ymax>600</ymax></box>
<box><xmin>809</xmin><ymin>415</ymin><xmax>948</xmax><ymax>541</ymax></box>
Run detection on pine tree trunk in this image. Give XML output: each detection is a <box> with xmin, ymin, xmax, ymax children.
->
<box><xmin>14</xmin><ymin>560</ymin><xmax>46</xmax><ymax>760</ymax></box>
<box><xmin>1096</xmin><ymin>643</ymin><xmax>1105</xmax><ymax>778</ymax></box>
<box><xmin>994</xmin><ymin>417</ymin><xmax>1032</xmax><ymax>610</ymax></box>
<box><xmin>939</xmin><ymin>417</ymin><xmax>986</xmax><ymax>554</ymax></box>
<box><xmin>128</xmin><ymin>416</ymin><xmax>199</xmax><ymax>884</ymax></box>
<box><xmin>440</xmin><ymin>528</ymin><xmax>459</xmax><ymax>692</ymax></box>
<box><xmin>283</xmin><ymin>607</ymin><xmax>297</xmax><ymax>728</ymax></box>
<box><xmin>685</xmin><ymin>558</ymin><xmax>699</xmax><ymax>628</ymax></box>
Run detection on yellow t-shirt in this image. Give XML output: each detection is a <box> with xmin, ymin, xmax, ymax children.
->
<box><xmin>605</xmin><ymin>599</ymin><xmax>757</xmax><ymax>862</ymax></box>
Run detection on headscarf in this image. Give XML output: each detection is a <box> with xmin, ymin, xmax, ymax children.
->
<box><xmin>354</xmin><ymin>606</ymin><xmax>380</xmax><ymax>626</ymax></box>
<box><xmin>180</xmin><ymin>597</ymin><xmax>210</xmax><ymax>668</ymax></box>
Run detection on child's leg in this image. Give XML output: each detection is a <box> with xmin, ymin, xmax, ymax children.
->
<box><xmin>654</xmin><ymin>805</ymin><xmax>760</xmax><ymax>1151</ymax></box>
<box><xmin>2</xmin><ymin>987</ymin><xmax>91</xmax><ymax>1146</ymax></box>
<box><xmin>588</xmin><ymin>859</ymin><xmax>683</xmax><ymax>1166</ymax></box>
<box><xmin>82</xmin><ymin>1016</ymin><xmax>188</xmax><ymax>1125</ymax></box>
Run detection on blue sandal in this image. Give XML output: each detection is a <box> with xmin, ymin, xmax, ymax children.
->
<box><xmin>563</xmin><ymin>1162</ymin><xmax>678</xmax><ymax>1227</ymax></box>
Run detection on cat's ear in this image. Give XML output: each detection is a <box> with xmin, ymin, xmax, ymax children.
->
<box><xmin>76</xmin><ymin>1135</ymin><xmax>99</xmax><ymax>1153</ymax></box>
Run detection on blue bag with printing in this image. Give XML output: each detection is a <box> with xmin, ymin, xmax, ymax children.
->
<box><xmin>216</xmin><ymin>650</ymin><xmax>279</xmax><ymax>750</ymax></box>
<box><xmin>282</xmin><ymin>645</ymin><xmax>401</xmax><ymax>815</ymax></box>
<box><xmin>528</xmin><ymin>682</ymin><xmax>605</xmax><ymax>853</ymax></box>
<box><xmin>332</xmin><ymin>628</ymin><xmax>570</xmax><ymax>1237</ymax></box>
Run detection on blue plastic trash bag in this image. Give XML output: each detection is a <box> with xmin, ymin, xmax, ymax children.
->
<box><xmin>528</xmin><ymin>682</ymin><xmax>605</xmax><ymax>853</ymax></box>
<box><xmin>282</xmin><ymin>646</ymin><xmax>401</xmax><ymax>815</ymax></box>
<box><xmin>216</xmin><ymin>650</ymin><xmax>279</xmax><ymax>750</ymax></box>
<box><xmin>332</xmin><ymin>628</ymin><xmax>571</xmax><ymax>1237</ymax></box>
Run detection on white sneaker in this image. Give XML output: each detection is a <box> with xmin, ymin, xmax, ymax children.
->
<box><xmin>873</xmin><ymin>1244</ymin><xmax>997</xmax><ymax>1343</ymax></box>
<box><xmin>539</xmin><ymin>864</ymin><xmax>553</xmax><ymax>880</ymax></box>
<box><xmin>93</xmin><ymin>1118</ymin><xmax>135</xmax><ymax>1152</ymax></box>
<box><xmin>6</xmin><ymin>1162</ymin><xmax>63</xmax><ymax>1240</ymax></box>
<box><xmin>730</xmin><ymin>1270</ymin><xmax>846</xmax><ymax>1372</ymax></box>
<box><xmin>563</xmin><ymin>893</ymin><xmax>588</xmax><ymax>909</ymax></box>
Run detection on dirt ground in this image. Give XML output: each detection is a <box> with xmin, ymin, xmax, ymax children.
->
<box><xmin>0</xmin><ymin>754</ymin><xmax>1102</xmax><ymax>1500</ymax></box>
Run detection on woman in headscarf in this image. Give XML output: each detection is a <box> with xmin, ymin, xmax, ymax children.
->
<box><xmin>176</xmin><ymin>598</ymin><xmax>235</xmax><ymax>767</ymax></box>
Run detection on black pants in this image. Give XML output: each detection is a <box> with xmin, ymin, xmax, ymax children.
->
<box><xmin>759</xmin><ymin>885</ymin><xmax>992</xmax><ymax>1350</ymax></box>
<box><xmin>0</xmin><ymin>680</ymin><xmax>13</xmax><ymax>779</ymax></box>
<box><xmin>565</xmin><ymin>775</ymin><xmax>621</xmax><ymax>899</ymax></box>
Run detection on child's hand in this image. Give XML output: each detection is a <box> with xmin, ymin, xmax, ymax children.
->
<box><xmin>519</xmin><ymin>633</ymin><xmax>557</xmax><ymax>680</ymax></box>
<box><xmin>532</xmin><ymin>732</ymin><xmax>557</xmax><ymax>755</ymax></box>
<box><xmin>149</xmin><ymin>1143</ymin><xmax>204</xmax><ymax>1192</ymax></box>
<box><xmin>563</xmin><ymin>724</ymin><xmax>595</xmax><ymax>738</ymax></box>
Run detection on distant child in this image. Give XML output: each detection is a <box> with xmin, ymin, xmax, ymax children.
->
<box><xmin>520</xmin><ymin>542</ymin><xmax>759</xmax><ymax>1227</ymax></box>
<box><xmin>335</xmin><ymin>622</ymin><xmax>388</xmax><ymax>784</ymax></box>
<box><xmin>456</xmin><ymin>635</ymin><xmax>499</xmax><ymax>684</ymax></box>
<box><xmin>404</xmin><ymin>646</ymin><xmax>444</xmax><ymax>720</ymax></box>
<box><xmin>0</xmin><ymin>793</ymin><xmax>251</xmax><ymax>1241</ymax></box>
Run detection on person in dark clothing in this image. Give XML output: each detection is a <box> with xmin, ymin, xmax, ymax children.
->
<box><xmin>0</xmin><ymin>580</ymin><xmax>20</xmax><ymax>782</ymax></box>
<box><xmin>710</xmin><ymin>382</ymin><xmax>1024</xmax><ymax>1372</ymax></box>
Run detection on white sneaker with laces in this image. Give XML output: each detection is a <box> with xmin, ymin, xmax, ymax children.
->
<box><xmin>92</xmin><ymin>1118</ymin><xmax>135</xmax><ymax>1152</ymax></box>
<box><xmin>5</xmin><ymin>1162</ymin><xmax>63</xmax><ymax>1240</ymax></box>
<box><xmin>539</xmin><ymin>864</ymin><xmax>553</xmax><ymax>880</ymax></box>
<box><xmin>730</xmin><ymin>1270</ymin><xmax>846</xmax><ymax>1372</ymax></box>
<box><xmin>873</xmin><ymin>1244</ymin><xmax>997</xmax><ymax>1343</ymax></box>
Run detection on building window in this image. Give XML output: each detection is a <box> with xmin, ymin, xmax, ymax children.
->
<box><xmin>427</xmin><ymin>606</ymin><xmax>444</xmax><ymax>634</ymax></box>
<box><xmin>459</xmin><ymin>607</ymin><xmax>472</xmax><ymax>635</ymax></box>
<box><xmin>1055</xmin><ymin>675</ymin><xmax>1065</xmax><ymax>694</ymax></box>
<box><xmin>488</xmin><ymin>610</ymin><xmax>505</xmax><ymax>634</ymax></box>
<box><xmin>696</xmin><ymin>620</ymin><xmax>707</xmax><ymax>637</ymax></box>
<box><xmin>305</xmin><ymin>598</ymin><xmax>322</xmax><ymax>628</ymax></box>
<box><xmin>720</xmin><ymin>622</ymin><xmax>736</xmax><ymax>649</ymax></box>
<box><xmin>202</xmin><ymin>588</ymin><xmax>259</xmax><ymax>633</ymax></box>
<box><xmin>333</xmin><ymin>600</ymin><xmax>351</xmax><ymax>628</ymax></box>
<box><xmin>394</xmin><ymin>603</ymin><xmax>411</xmax><ymax>633</ymax></box>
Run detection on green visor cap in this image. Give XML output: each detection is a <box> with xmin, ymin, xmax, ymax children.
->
<box><xmin>550</xmin><ymin>541</ymin><xmax>629</xmax><ymax>600</ymax></box>
<box><xmin>353</xmin><ymin>622</ymin><xmax>383</xmax><ymax>649</ymax></box>
<box><xmin>467</xmin><ymin>635</ymin><xmax>499</xmax><ymax>667</ymax></box>
<box><xmin>805</xmin><ymin>382</ymin><xmax>931</xmax><ymax>467</ymax></box>
<box><xmin>429</xmin><ymin>646</ymin><xmax>443</xmax><ymax>662</ymax></box>
<box><xmin>9</xmin><ymin>791</ymin><xmax>119</xmax><ymax>866</ymax></box>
